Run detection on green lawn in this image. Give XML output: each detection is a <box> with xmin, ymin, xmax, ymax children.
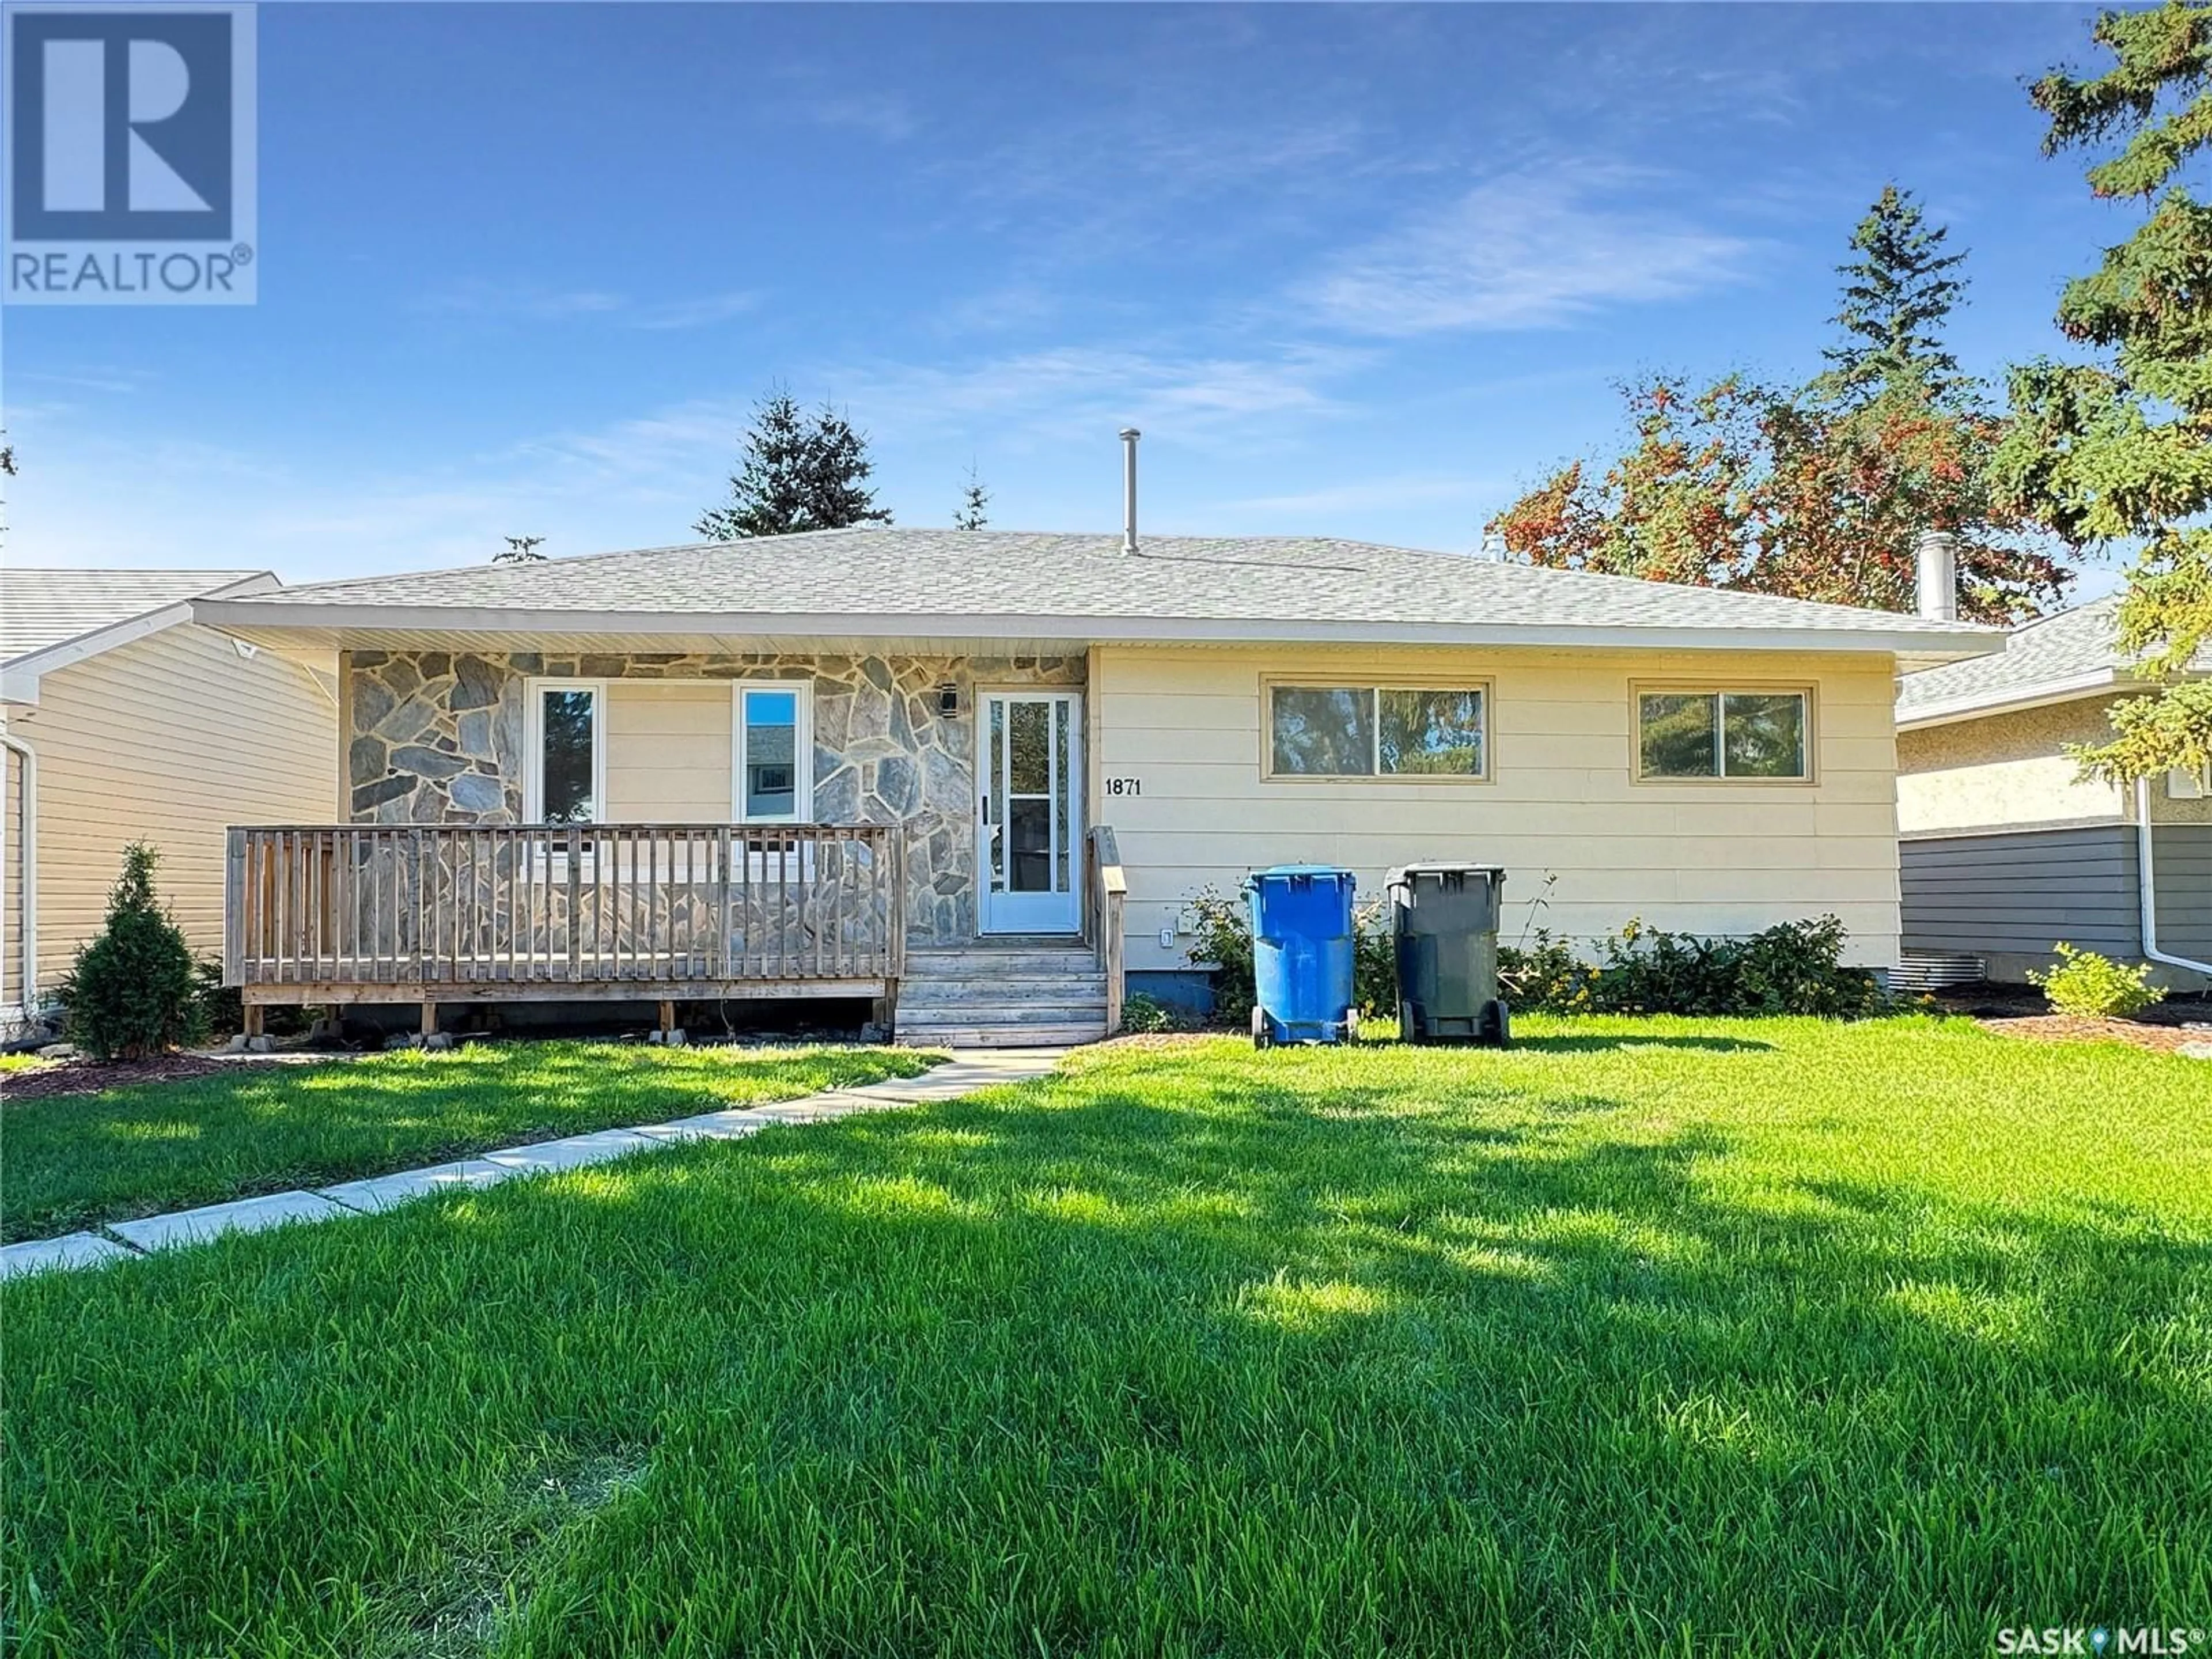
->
<box><xmin>1</xmin><ymin>1041</ymin><xmax>937</xmax><ymax>1241</ymax></box>
<box><xmin>4</xmin><ymin>1016</ymin><xmax>2207</xmax><ymax>1657</ymax></box>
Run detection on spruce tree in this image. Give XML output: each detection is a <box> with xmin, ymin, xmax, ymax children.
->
<box><xmin>695</xmin><ymin>388</ymin><xmax>894</xmax><ymax>540</ymax></box>
<box><xmin>63</xmin><ymin>843</ymin><xmax>199</xmax><ymax>1059</ymax></box>
<box><xmin>1815</xmin><ymin>185</ymin><xmax>1970</xmax><ymax>406</ymax></box>
<box><xmin>1997</xmin><ymin>0</ymin><xmax>2212</xmax><ymax>782</ymax></box>
<box><xmin>953</xmin><ymin>464</ymin><xmax>990</xmax><ymax>530</ymax></box>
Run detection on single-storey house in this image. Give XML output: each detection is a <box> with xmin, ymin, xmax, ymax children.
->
<box><xmin>2</xmin><ymin>569</ymin><xmax>340</xmax><ymax>1037</ymax></box>
<box><xmin>191</xmin><ymin>522</ymin><xmax>1998</xmax><ymax>1044</ymax></box>
<box><xmin>1896</xmin><ymin>596</ymin><xmax>2211</xmax><ymax>991</ymax></box>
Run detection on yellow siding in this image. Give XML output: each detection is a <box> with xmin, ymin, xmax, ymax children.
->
<box><xmin>1895</xmin><ymin>698</ymin><xmax>2127</xmax><ymax>835</ymax></box>
<box><xmin>3</xmin><ymin>626</ymin><xmax>338</xmax><ymax>994</ymax></box>
<box><xmin>2</xmin><ymin>744</ymin><xmax>22</xmax><ymax>1013</ymax></box>
<box><xmin>604</xmin><ymin>681</ymin><xmax>732</xmax><ymax>819</ymax></box>
<box><xmin>1090</xmin><ymin>645</ymin><xmax>1903</xmax><ymax>971</ymax></box>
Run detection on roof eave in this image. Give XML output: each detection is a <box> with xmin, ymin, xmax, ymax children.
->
<box><xmin>3</xmin><ymin>573</ymin><xmax>281</xmax><ymax>704</ymax></box>
<box><xmin>191</xmin><ymin>599</ymin><xmax>2004</xmax><ymax>666</ymax></box>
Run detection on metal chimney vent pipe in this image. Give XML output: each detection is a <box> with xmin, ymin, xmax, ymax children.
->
<box><xmin>1120</xmin><ymin>427</ymin><xmax>1141</xmax><ymax>554</ymax></box>
<box><xmin>1915</xmin><ymin>529</ymin><xmax>1959</xmax><ymax>622</ymax></box>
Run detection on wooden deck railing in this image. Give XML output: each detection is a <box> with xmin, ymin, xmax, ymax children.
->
<box><xmin>1085</xmin><ymin>824</ymin><xmax>1127</xmax><ymax>1034</ymax></box>
<box><xmin>225</xmin><ymin>823</ymin><xmax>903</xmax><ymax>995</ymax></box>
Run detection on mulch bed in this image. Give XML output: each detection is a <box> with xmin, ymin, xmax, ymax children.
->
<box><xmin>1930</xmin><ymin>983</ymin><xmax>2212</xmax><ymax>1054</ymax></box>
<box><xmin>1969</xmin><ymin>1015</ymin><xmax>2211</xmax><ymax>1055</ymax></box>
<box><xmin>1</xmin><ymin>1050</ymin><xmax>345</xmax><ymax>1105</ymax></box>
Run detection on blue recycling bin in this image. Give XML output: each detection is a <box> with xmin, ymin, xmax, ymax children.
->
<box><xmin>1244</xmin><ymin>865</ymin><xmax>1358</xmax><ymax>1047</ymax></box>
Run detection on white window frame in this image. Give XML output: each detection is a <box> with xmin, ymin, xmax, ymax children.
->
<box><xmin>730</xmin><ymin>680</ymin><xmax>815</xmax><ymax>825</ymax></box>
<box><xmin>1261</xmin><ymin>679</ymin><xmax>1493</xmax><ymax>782</ymax></box>
<box><xmin>1631</xmin><ymin>683</ymin><xmax>1816</xmax><ymax>785</ymax></box>
<box><xmin>522</xmin><ymin>677</ymin><xmax>608</xmax><ymax>823</ymax></box>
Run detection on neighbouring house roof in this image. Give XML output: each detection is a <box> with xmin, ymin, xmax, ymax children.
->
<box><xmin>194</xmin><ymin>529</ymin><xmax>2002</xmax><ymax>668</ymax></box>
<box><xmin>1896</xmin><ymin>595</ymin><xmax>2204</xmax><ymax>728</ymax></box>
<box><xmin>2</xmin><ymin>569</ymin><xmax>279</xmax><ymax>703</ymax></box>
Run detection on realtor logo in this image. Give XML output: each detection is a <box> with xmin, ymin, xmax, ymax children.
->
<box><xmin>5</xmin><ymin>3</ymin><xmax>257</xmax><ymax>303</ymax></box>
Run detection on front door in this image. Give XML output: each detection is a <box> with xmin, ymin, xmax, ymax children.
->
<box><xmin>977</xmin><ymin>691</ymin><xmax>1084</xmax><ymax>934</ymax></box>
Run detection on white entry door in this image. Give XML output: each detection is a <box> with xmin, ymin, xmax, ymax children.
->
<box><xmin>978</xmin><ymin>691</ymin><xmax>1084</xmax><ymax>934</ymax></box>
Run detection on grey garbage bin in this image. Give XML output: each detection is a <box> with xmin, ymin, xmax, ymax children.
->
<box><xmin>1387</xmin><ymin>864</ymin><xmax>1509</xmax><ymax>1046</ymax></box>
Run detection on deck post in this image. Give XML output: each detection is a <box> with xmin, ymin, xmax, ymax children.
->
<box><xmin>657</xmin><ymin>998</ymin><xmax>676</xmax><ymax>1038</ymax></box>
<box><xmin>242</xmin><ymin>1001</ymin><xmax>265</xmax><ymax>1039</ymax></box>
<box><xmin>421</xmin><ymin>999</ymin><xmax>438</xmax><ymax>1037</ymax></box>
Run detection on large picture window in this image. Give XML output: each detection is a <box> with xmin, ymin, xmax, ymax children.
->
<box><xmin>1268</xmin><ymin>684</ymin><xmax>1487</xmax><ymax>778</ymax></box>
<box><xmin>526</xmin><ymin>680</ymin><xmax>604</xmax><ymax>823</ymax></box>
<box><xmin>734</xmin><ymin>682</ymin><xmax>813</xmax><ymax>823</ymax></box>
<box><xmin>1638</xmin><ymin>690</ymin><xmax>1809</xmax><ymax>781</ymax></box>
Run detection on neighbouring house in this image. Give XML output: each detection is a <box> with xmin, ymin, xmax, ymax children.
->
<box><xmin>2</xmin><ymin>569</ymin><xmax>341</xmax><ymax>1037</ymax></box>
<box><xmin>1896</xmin><ymin>595</ymin><xmax>2211</xmax><ymax>991</ymax></box>
<box><xmin>191</xmin><ymin>521</ymin><xmax>1998</xmax><ymax>1046</ymax></box>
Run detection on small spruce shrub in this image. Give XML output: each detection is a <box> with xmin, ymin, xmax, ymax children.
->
<box><xmin>2029</xmin><ymin>944</ymin><xmax>2164</xmax><ymax>1020</ymax></box>
<box><xmin>62</xmin><ymin>843</ymin><xmax>200</xmax><ymax>1059</ymax></box>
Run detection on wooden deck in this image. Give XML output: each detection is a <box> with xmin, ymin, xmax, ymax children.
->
<box><xmin>226</xmin><ymin>823</ymin><xmax>904</xmax><ymax>1019</ymax></box>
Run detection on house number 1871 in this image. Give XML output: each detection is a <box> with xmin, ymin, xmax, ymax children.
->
<box><xmin>1104</xmin><ymin>777</ymin><xmax>1142</xmax><ymax>797</ymax></box>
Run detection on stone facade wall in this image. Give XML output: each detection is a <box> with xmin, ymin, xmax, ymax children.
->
<box><xmin>342</xmin><ymin>649</ymin><xmax>1085</xmax><ymax>942</ymax></box>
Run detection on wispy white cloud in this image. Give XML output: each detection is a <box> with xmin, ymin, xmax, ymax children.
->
<box><xmin>1300</xmin><ymin>166</ymin><xmax>1758</xmax><ymax>336</ymax></box>
<box><xmin>417</xmin><ymin>282</ymin><xmax>760</xmax><ymax>331</ymax></box>
<box><xmin>794</xmin><ymin>91</ymin><xmax>919</xmax><ymax>143</ymax></box>
<box><xmin>828</xmin><ymin>343</ymin><xmax>1368</xmax><ymax>449</ymax></box>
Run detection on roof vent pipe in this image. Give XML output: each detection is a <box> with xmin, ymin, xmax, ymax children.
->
<box><xmin>1120</xmin><ymin>427</ymin><xmax>1141</xmax><ymax>554</ymax></box>
<box><xmin>1915</xmin><ymin>529</ymin><xmax>1958</xmax><ymax>622</ymax></box>
<box><xmin>1478</xmin><ymin>531</ymin><xmax>1506</xmax><ymax>563</ymax></box>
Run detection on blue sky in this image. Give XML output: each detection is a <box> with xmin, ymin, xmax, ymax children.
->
<box><xmin>1</xmin><ymin>2</ymin><xmax>2141</xmax><ymax>593</ymax></box>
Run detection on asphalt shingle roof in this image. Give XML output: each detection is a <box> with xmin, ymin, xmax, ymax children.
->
<box><xmin>2</xmin><ymin>568</ymin><xmax>266</xmax><ymax>662</ymax></box>
<box><xmin>1897</xmin><ymin>596</ymin><xmax>2131</xmax><ymax>715</ymax></box>
<box><xmin>232</xmin><ymin>529</ymin><xmax>1993</xmax><ymax>643</ymax></box>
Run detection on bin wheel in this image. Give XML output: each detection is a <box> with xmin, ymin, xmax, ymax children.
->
<box><xmin>1251</xmin><ymin>1006</ymin><xmax>1272</xmax><ymax>1050</ymax></box>
<box><xmin>1482</xmin><ymin>998</ymin><xmax>1512</xmax><ymax>1049</ymax></box>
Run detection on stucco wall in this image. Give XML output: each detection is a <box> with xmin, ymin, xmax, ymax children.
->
<box><xmin>340</xmin><ymin>649</ymin><xmax>1082</xmax><ymax>942</ymax></box>
<box><xmin>1896</xmin><ymin>692</ymin><xmax>2211</xmax><ymax>835</ymax></box>
<box><xmin>1088</xmin><ymin>644</ymin><xmax>1903</xmax><ymax>971</ymax></box>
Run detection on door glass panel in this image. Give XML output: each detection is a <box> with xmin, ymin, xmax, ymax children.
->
<box><xmin>1009</xmin><ymin>797</ymin><xmax>1052</xmax><ymax>892</ymax></box>
<box><xmin>1009</xmin><ymin>700</ymin><xmax>1050</xmax><ymax>794</ymax></box>
<box><xmin>987</xmin><ymin>698</ymin><xmax>1006</xmax><ymax>891</ymax></box>
<box><xmin>1054</xmin><ymin>699</ymin><xmax>1071</xmax><ymax>892</ymax></box>
<box><xmin>540</xmin><ymin>689</ymin><xmax>597</xmax><ymax>823</ymax></box>
<box><xmin>742</xmin><ymin>689</ymin><xmax>799</xmax><ymax>818</ymax></box>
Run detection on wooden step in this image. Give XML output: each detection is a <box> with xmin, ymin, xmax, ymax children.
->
<box><xmin>896</xmin><ymin>1020</ymin><xmax>1107</xmax><ymax>1049</ymax></box>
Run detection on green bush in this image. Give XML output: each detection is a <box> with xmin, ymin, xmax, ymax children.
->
<box><xmin>2029</xmin><ymin>944</ymin><xmax>2164</xmax><ymax>1020</ymax></box>
<box><xmin>61</xmin><ymin>843</ymin><xmax>201</xmax><ymax>1059</ymax></box>
<box><xmin>1119</xmin><ymin>992</ymin><xmax>1180</xmax><ymax>1034</ymax></box>
<box><xmin>1185</xmin><ymin>885</ymin><xmax>1400</xmax><ymax>1026</ymax></box>
<box><xmin>1186</xmin><ymin>888</ymin><xmax>1256</xmax><ymax>1024</ymax></box>
<box><xmin>1499</xmin><ymin>928</ymin><xmax>1594</xmax><ymax>1010</ymax></box>
<box><xmin>1352</xmin><ymin>899</ymin><xmax>1398</xmax><ymax>1018</ymax></box>
<box><xmin>1501</xmin><ymin>915</ymin><xmax>1887</xmax><ymax>1019</ymax></box>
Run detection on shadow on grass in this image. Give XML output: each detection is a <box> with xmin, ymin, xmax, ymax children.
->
<box><xmin>6</xmin><ymin>1041</ymin><xmax>2206</xmax><ymax>1656</ymax></box>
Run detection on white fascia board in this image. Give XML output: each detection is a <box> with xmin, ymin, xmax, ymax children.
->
<box><xmin>191</xmin><ymin>599</ymin><xmax>2005</xmax><ymax>664</ymax></box>
<box><xmin>5</xmin><ymin>573</ymin><xmax>281</xmax><ymax>704</ymax></box>
<box><xmin>1895</xmin><ymin>668</ymin><xmax>2124</xmax><ymax>731</ymax></box>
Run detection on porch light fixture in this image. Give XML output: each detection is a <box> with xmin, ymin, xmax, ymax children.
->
<box><xmin>937</xmin><ymin>683</ymin><xmax>960</xmax><ymax>718</ymax></box>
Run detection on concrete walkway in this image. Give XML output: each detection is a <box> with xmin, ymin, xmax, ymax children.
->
<box><xmin>2</xmin><ymin>1049</ymin><xmax>1066</xmax><ymax>1282</ymax></box>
